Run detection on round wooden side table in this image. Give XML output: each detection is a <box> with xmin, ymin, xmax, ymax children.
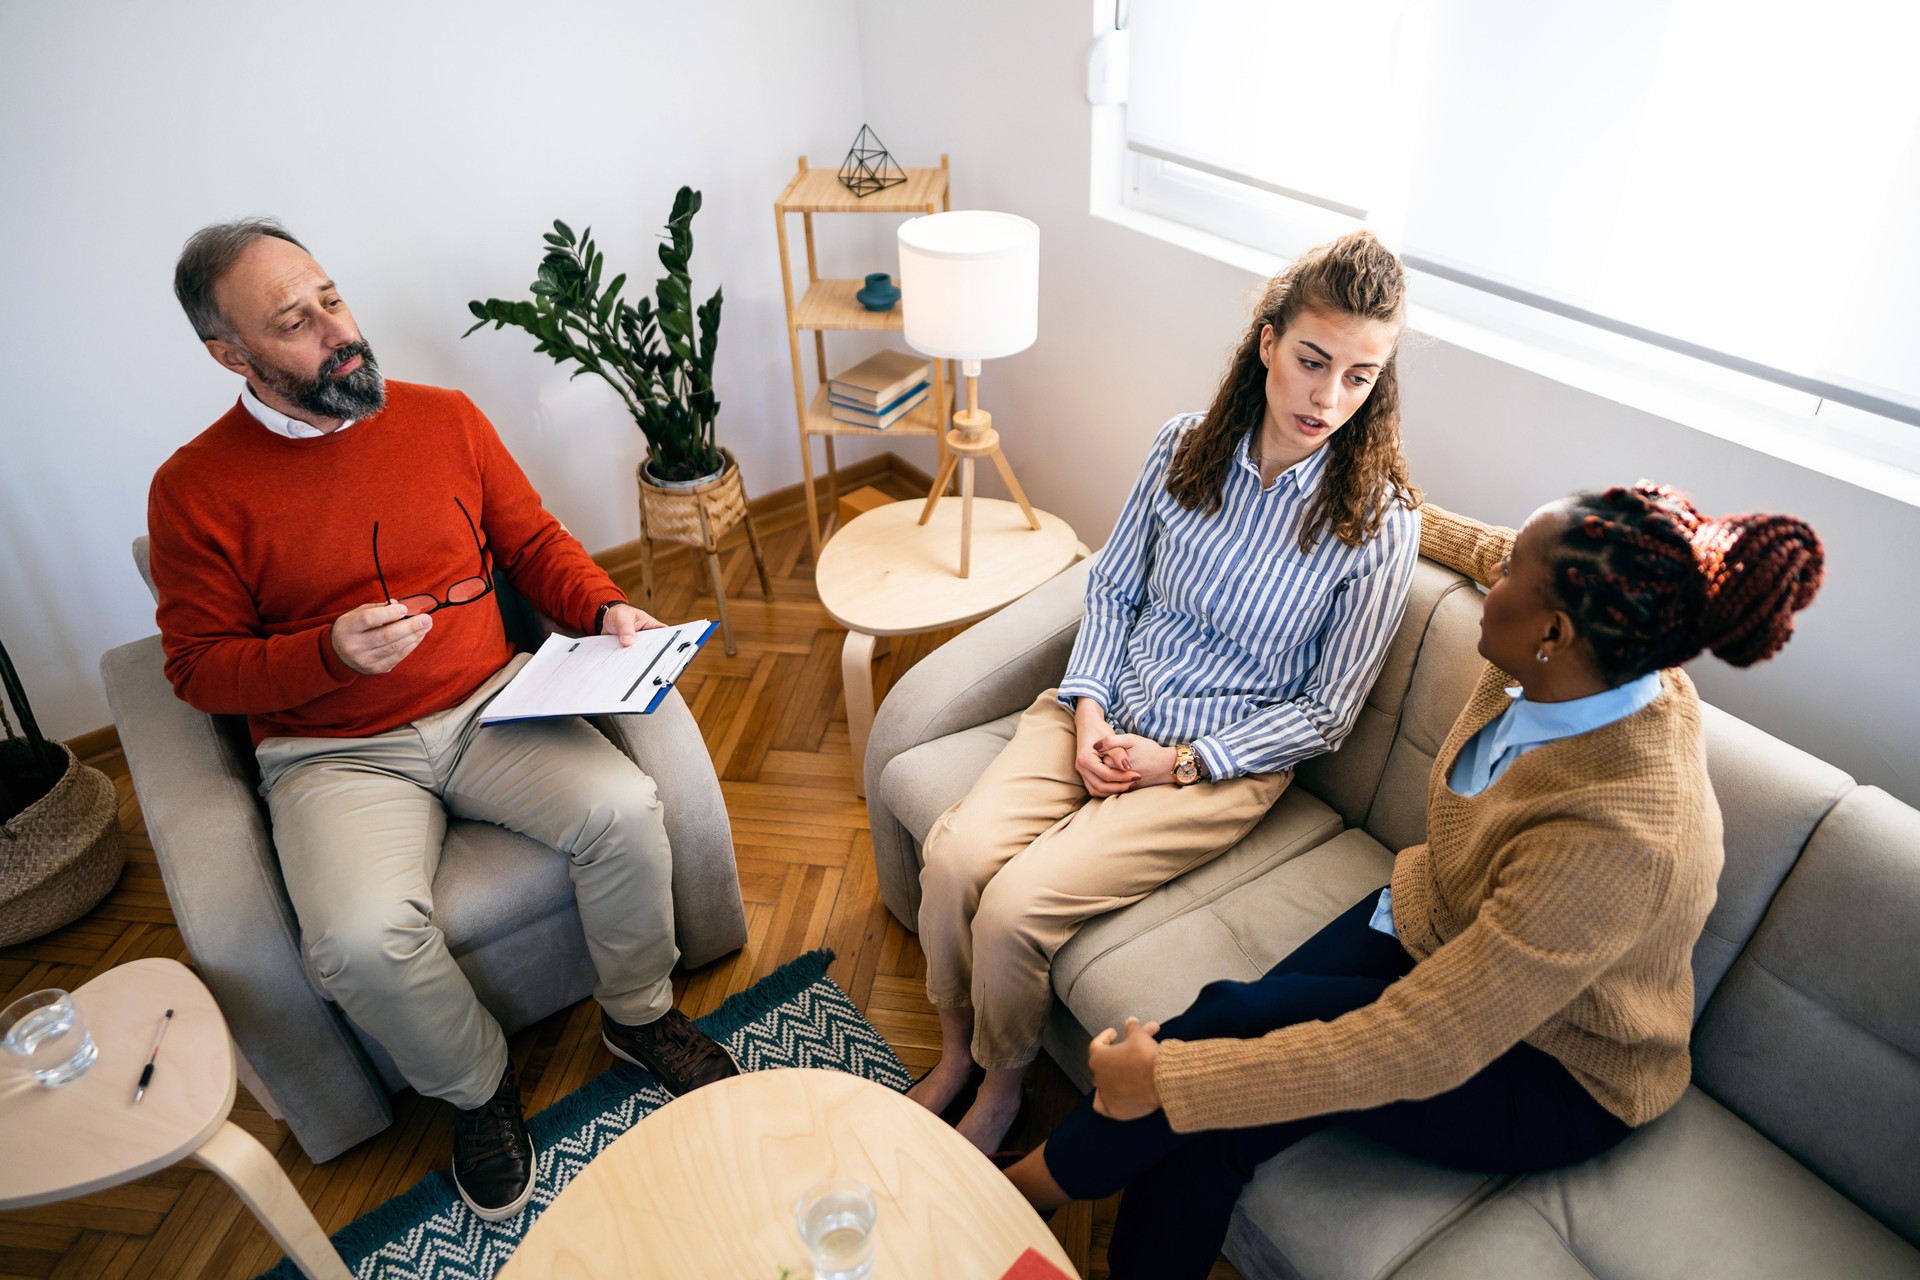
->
<box><xmin>498</xmin><ymin>1067</ymin><xmax>1075</xmax><ymax>1278</ymax></box>
<box><xmin>0</xmin><ymin>957</ymin><xmax>349</xmax><ymax>1280</ymax></box>
<box><xmin>814</xmin><ymin>497</ymin><xmax>1083</xmax><ymax>797</ymax></box>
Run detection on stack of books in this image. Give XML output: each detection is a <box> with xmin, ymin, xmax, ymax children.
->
<box><xmin>828</xmin><ymin>350</ymin><xmax>931</xmax><ymax>430</ymax></box>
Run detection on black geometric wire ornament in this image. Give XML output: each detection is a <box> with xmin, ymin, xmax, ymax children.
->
<box><xmin>838</xmin><ymin>124</ymin><xmax>906</xmax><ymax>198</ymax></box>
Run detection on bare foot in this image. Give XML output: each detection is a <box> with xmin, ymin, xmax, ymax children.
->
<box><xmin>954</xmin><ymin>1082</ymin><xmax>1023</xmax><ymax>1153</ymax></box>
<box><xmin>905</xmin><ymin>1058</ymin><xmax>977</xmax><ymax>1116</ymax></box>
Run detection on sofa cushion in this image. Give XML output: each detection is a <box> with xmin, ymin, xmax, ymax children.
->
<box><xmin>1224</xmin><ymin>1128</ymin><xmax>1504</xmax><ymax>1280</ymax></box>
<box><xmin>1050</xmin><ymin>794</ymin><xmax>1351</xmax><ymax>1017</ymax></box>
<box><xmin>1691</xmin><ymin>785</ymin><xmax>1920</xmax><ymax>1246</ymax></box>
<box><xmin>1391</xmin><ymin>1088</ymin><xmax>1920</xmax><ymax>1280</ymax></box>
<box><xmin>1296</xmin><ymin>560</ymin><xmax>1479</xmax><ymax>829</ymax></box>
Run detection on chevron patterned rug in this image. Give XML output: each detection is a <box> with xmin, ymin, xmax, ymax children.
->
<box><xmin>260</xmin><ymin>950</ymin><xmax>909</xmax><ymax>1280</ymax></box>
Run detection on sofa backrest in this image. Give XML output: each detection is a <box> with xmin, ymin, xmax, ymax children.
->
<box><xmin>1296</xmin><ymin>559</ymin><xmax>1481</xmax><ymax>831</ymax></box>
<box><xmin>1691</xmin><ymin>786</ymin><xmax>1920</xmax><ymax>1246</ymax></box>
<box><xmin>1686</xmin><ymin>703</ymin><xmax>1852</xmax><ymax>1010</ymax></box>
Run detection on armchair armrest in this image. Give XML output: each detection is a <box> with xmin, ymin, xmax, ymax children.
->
<box><xmin>100</xmin><ymin>635</ymin><xmax>391</xmax><ymax>1162</ymax></box>
<box><xmin>590</xmin><ymin>686</ymin><xmax>746</xmax><ymax>968</ymax></box>
<box><xmin>864</xmin><ymin>556</ymin><xmax>1093</xmax><ymax>922</ymax></box>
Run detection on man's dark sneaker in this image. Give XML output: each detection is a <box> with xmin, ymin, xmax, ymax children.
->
<box><xmin>452</xmin><ymin>1064</ymin><xmax>537</xmax><ymax>1222</ymax></box>
<box><xmin>602</xmin><ymin>1007</ymin><xmax>740</xmax><ymax>1095</ymax></box>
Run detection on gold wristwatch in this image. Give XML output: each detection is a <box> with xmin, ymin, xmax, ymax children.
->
<box><xmin>1173</xmin><ymin>744</ymin><xmax>1206</xmax><ymax>788</ymax></box>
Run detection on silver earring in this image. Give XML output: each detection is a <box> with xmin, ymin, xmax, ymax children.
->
<box><xmin>1535</xmin><ymin>649</ymin><xmax>1550</xmax><ymax>664</ymax></box>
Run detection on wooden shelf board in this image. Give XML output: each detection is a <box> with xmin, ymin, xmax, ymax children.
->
<box><xmin>777</xmin><ymin>165</ymin><xmax>948</xmax><ymax>215</ymax></box>
<box><xmin>804</xmin><ymin>383</ymin><xmax>948</xmax><ymax>438</ymax></box>
<box><xmin>795</xmin><ymin>279</ymin><xmax>908</xmax><ymax>332</ymax></box>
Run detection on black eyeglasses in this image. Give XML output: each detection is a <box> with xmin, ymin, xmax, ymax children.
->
<box><xmin>372</xmin><ymin>496</ymin><xmax>494</xmax><ymax>615</ymax></box>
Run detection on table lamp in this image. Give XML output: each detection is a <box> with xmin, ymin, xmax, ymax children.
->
<box><xmin>897</xmin><ymin>210</ymin><xmax>1042</xmax><ymax>578</ymax></box>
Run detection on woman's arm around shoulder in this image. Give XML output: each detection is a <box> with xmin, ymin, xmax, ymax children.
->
<box><xmin>1419</xmin><ymin>501</ymin><xmax>1515</xmax><ymax>590</ymax></box>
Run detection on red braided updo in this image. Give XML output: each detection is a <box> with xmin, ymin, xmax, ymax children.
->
<box><xmin>1548</xmin><ymin>483</ymin><xmax>1824</xmax><ymax>684</ymax></box>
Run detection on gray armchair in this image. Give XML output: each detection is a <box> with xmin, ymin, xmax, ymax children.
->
<box><xmin>101</xmin><ymin>538</ymin><xmax>747</xmax><ymax>1162</ymax></box>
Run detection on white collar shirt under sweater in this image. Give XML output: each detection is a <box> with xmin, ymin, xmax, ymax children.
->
<box><xmin>239</xmin><ymin>381</ymin><xmax>357</xmax><ymax>439</ymax></box>
<box><xmin>1057</xmin><ymin>413</ymin><xmax>1420</xmax><ymax>780</ymax></box>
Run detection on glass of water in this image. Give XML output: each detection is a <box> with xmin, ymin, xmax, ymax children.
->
<box><xmin>794</xmin><ymin>1176</ymin><xmax>877</xmax><ymax>1280</ymax></box>
<box><xmin>0</xmin><ymin>989</ymin><xmax>98</xmax><ymax>1087</ymax></box>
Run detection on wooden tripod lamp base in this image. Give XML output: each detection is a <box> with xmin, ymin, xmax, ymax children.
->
<box><xmin>917</xmin><ymin>368</ymin><xmax>1041</xmax><ymax>577</ymax></box>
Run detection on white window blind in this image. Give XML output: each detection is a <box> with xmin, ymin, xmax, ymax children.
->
<box><xmin>1120</xmin><ymin>0</ymin><xmax>1920</xmax><ymax>427</ymax></box>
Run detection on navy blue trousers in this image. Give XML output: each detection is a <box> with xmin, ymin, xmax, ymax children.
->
<box><xmin>1042</xmin><ymin>896</ymin><xmax>1631</xmax><ymax>1280</ymax></box>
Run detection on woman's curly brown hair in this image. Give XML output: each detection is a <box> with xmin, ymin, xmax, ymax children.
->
<box><xmin>1164</xmin><ymin>229</ymin><xmax>1420</xmax><ymax>551</ymax></box>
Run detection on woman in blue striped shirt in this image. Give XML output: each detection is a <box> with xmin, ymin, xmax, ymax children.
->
<box><xmin>911</xmin><ymin>231</ymin><xmax>1424</xmax><ymax>1153</ymax></box>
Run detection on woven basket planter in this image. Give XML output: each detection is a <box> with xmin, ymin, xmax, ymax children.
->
<box><xmin>0</xmin><ymin>743</ymin><xmax>125</xmax><ymax>947</ymax></box>
<box><xmin>637</xmin><ymin>449</ymin><xmax>749</xmax><ymax>546</ymax></box>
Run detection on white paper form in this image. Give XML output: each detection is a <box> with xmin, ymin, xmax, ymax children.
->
<box><xmin>478</xmin><ymin>619</ymin><xmax>716</xmax><ymax>724</ymax></box>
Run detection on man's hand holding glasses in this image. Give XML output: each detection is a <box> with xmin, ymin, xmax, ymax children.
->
<box><xmin>332</xmin><ymin>600</ymin><xmax>434</xmax><ymax>675</ymax></box>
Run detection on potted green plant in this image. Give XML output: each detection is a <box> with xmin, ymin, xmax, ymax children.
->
<box><xmin>0</xmin><ymin>635</ymin><xmax>124</xmax><ymax>947</ymax></box>
<box><xmin>465</xmin><ymin>186</ymin><xmax>771</xmax><ymax>655</ymax></box>
<box><xmin>465</xmin><ymin>185</ymin><xmax>729</xmax><ymax>486</ymax></box>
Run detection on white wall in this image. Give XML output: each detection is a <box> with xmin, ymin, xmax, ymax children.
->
<box><xmin>8</xmin><ymin>1</ymin><xmax>1916</xmax><ymax>810</ymax></box>
<box><xmin>852</xmin><ymin>0</ymin><xmax>1920</xmax><ymax>807</ymax></box>
<box><xmin>0</xmin><ymin>0</ymin><xmax>903</xmax><ymax>741</ymax></box>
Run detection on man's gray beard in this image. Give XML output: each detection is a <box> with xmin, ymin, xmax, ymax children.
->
<box><xmin>248</xmin><ymin>340</ymin><xmax>387</xmax><ymax>421</ymax></box>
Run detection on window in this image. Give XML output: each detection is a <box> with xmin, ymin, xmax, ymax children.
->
<box><xmin>1104</xmin><ymin>0</ymin><xmax>1920</xmax><ymax>434</ymax></box>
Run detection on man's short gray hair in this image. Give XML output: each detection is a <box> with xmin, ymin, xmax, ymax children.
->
<box><xmin>174</xmin><ymin>218</ymin><xmax>307</xmax><ymax>343</ymax></box>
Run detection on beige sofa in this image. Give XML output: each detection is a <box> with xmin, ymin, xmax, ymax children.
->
<box><xmin>866</xmin><ymin>554</ymin><xmax>1920</xmax><ymax>1279</ymax></box>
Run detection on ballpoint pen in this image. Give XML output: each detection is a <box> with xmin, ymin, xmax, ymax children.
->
<box><xmin>133</xmin><ymin>1008</ymin><xmax>174</xmax><ymax>1105</ymax></box>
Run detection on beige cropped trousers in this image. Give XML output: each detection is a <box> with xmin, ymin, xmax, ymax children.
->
<box><xmin>917</xmin><ymin>691</ymin><xmax>1288</xmax><ymax>1070</ymax></box>
<box><xmin>256</xmin><ymin>655</ymin><xmax>678</xmax><ymax>1111</ymax></box>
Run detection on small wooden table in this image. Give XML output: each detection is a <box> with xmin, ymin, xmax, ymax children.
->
<box><xmin>0</xmin><ymin>957</ymin><xmax>349</xmax><ymax>1280</ymax></box>
<box><xmin>815</xmin><ymin>498</ymin><xmax>1082</xmax><ymax>797</ymax></box>
<box><xmin>499</xmin><ymin>1067</ymin><xmax>1074</xmax><ymax>1278</ymax></box>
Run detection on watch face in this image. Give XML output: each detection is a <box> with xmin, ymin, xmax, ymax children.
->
<box><xmin>1175</xmin><ymin>758</ymin><xmax>1198</xmax><ymax>784</ymax></box>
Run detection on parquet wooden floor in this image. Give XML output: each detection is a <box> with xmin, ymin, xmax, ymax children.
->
<box><xmin>0</xmin><ymin>459</ymin><xmax>1238</xmax><ymax>1280</ymax></box>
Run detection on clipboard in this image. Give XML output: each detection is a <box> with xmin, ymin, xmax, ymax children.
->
<box><xmin>478</xmin><ymin>620</ymin><xmax>716</xmax><ymax>724</ymax></box>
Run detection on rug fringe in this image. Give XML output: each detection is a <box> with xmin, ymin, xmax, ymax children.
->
<box><xmin>257</xmin><ymin>948</ymin><xmax>845</xmax><ymax>1278</ymax></box>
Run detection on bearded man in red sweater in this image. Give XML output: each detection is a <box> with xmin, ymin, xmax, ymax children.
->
<box><xmin>150</xmin><ymin>219</ymin><xmax>736</xmax><ymax>1221</ymax></box>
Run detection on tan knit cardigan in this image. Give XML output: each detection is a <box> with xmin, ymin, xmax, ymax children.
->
<box><xmin>1154</xmin><ymin>503</ymin><xmax>1724</xmax><ymax>1133</ymax></box>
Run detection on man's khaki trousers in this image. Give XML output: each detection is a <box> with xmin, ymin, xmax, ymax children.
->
<box><xmin>917</xmin><ymin>691</ymin><xmax>1288</xmax><ymax>1070</ymax></box>
<box><xmin>256</xmin><ymin>656</ymin><xmax>677</xmax><ymax>1111</ymax></box>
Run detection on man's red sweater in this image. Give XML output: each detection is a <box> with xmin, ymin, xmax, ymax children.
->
<box><xmin>148</xmin><ymin>381</ymin><xmax>626</xmax><ymax>745</ymax></box>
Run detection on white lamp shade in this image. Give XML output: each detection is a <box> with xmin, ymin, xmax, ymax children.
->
<box><xmin>897</xmin><ymin>211</ymin><xmax>1039</xmax><ymax>361</ymax></box>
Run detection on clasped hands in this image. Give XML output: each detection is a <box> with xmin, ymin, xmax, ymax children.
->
<box><xmin>1090</xmin><ymin>1015</ymin><xmax>1164</xmax><ymax>1121</ymax></box>
<box><xmin>329</xmin><ymin>598</ymin><xmax>661</xmax><ymax>675</ymax></box>
<box><xmin>1073</xmin><ymin>699</ymin><xmax>1175</xmax><ymax>796</ymax></box>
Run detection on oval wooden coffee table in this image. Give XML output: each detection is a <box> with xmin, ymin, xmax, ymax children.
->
<box><xmin>0</xmin><ymin>957</ymin><xmax>349</xmax><ymax>1279</ymax></box>
<box><xmin>815</xmin><ymin>497</ymin><xmax>1083</xmax><ymax>797</ymax></box>
<box><xmin>498</xmin><ymin>1067</ymin><xmax>1075</xmax><ymax>1278</ymax></box>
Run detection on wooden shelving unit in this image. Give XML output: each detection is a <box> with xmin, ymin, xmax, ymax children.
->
<box><xmin>775</xmin><ymin>155</ymin><xmax>953</xmax><ymax>559</ymax></box>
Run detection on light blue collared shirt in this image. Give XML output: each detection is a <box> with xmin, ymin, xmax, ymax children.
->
<box><xmin>1368</xmin><ymin>671</ymin><xmax>1666</xmax><ymax>938</ymax></box>
<box><xmin>1058</xmin><ymin>414</ymin><xmax>1420</xmax><ymax>780</ymax></box>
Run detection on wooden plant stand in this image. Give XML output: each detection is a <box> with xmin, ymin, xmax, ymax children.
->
<box><xmin>636</xmin><ymin>450</ymin><xmax>771</xmax><ymax>657</ymax></box>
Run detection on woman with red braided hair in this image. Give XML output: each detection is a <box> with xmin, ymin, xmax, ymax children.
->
<box><xmin>995</xmin><ymin>485</ymin><xmax>1823</xmax><ymax>1279</ymax></box>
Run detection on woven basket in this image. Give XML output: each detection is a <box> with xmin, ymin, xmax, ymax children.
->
<box><xmin>0</xmin><ymin>743</ymin><xmax>125</xmax><ymax>947</ymax></box>
<box><xmin>638</xmin><ymin>449</ymin><xmax>749</xmax><ymax>550</ymax></box>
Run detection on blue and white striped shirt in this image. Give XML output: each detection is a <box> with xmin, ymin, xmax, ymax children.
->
<box><xmin>1058</xmin><ymin>414</ymin><xmax>1420</xmax><ymax>780</ymax></box>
